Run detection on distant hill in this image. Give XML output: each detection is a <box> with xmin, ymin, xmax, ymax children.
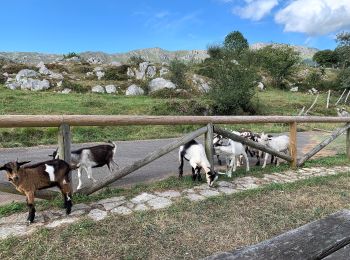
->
<box><xmin>0</xmin><ymin>44</ymin><xmax>319</xmax><ymax>64</ymax></box>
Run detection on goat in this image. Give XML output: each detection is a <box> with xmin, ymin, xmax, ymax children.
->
<box><xmin>178</xmin><ymin>140</ymin><xmax>218</xmax><ymax>187</ymax></box>
<box><xmin>50</xmin><ymin>141</ymin><xmax>118</xmax><ymax>190</ymax></box>
<box><xmin>258</xmin><ymin>133</ymin><xmax>289</xmax><ymax>168</ymax></box>
<box><xmin>213</xmin><ymin>139</ymin><xmax>249</xmax><ymax>177</ymax></box>
<box><xmin>0</xmin><ymin>159</ymin><xmax>78</xmax><ymax>223</ymax></box>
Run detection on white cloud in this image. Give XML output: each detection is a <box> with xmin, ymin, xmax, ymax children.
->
<box><xmin>234</xmin><ymin>0</ymin><xmax>279</xmax><ymax>21</ymax></box>
<box><xmin>275</xmin><ymin>0</ymin><xmax>350</xmax><ymax>35</ymax></box>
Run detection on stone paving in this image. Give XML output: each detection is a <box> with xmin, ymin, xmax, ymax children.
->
<box><xmin>1</xmin><ymin>165</ymin><xmax>350</xmax><ymax>240</ymax></box>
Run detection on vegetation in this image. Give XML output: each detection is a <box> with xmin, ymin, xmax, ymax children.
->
<box><xmin>63</xmin><ymin>52</ymin><xmax>80</xmax><ymax>59</ymax></box>
<box><xmin>312</xmin><ymin>49</ymin><xmax>338</xmax><ymax>67</ymax></box>
<box><xmin>127</xmin><ymin>55</ymin><xmax>145</xmax><ymax>66</ymax></box>
<box><xmin>223</xmin><ymin>30</ymin><xmax>249</xmax><ymax>56</ymax></box>
<box><xmin>1</xmin><ymin>163</ymin><xmax>350</xmax><ymax>259</ymax></box>
<box><xmin>102</xmin><ymin>65</ymin><xmax>128</xmax><ymax>81</ymax></box>
<box><xmin>255</xmin><ymin>45</ymin><xmax>301</xmax><ymax>89</ymax></box>
<box><xmin>335</xmin><ymin>31</ymin><xmax>350</xmax><ymax>68</ymax></box>
<box><xmin>168</xmin><ymin>59</ymin><xmax>189</xmax><ymax>89</ymax></box>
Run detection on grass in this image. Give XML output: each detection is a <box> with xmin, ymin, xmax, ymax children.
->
<box><xmin>0</xmin><ymin>86</ymin><xmax>348</xmax><ymax>147</ymax></box>
<box><xmin>1</xmin><ymin>169</ymin><xmax>350</xmax><ymax>259</ymax></box>
<box><xmin>0</xmin><ymin>154</ymin><xmax>348</xmax><ymax>218</ymax></box>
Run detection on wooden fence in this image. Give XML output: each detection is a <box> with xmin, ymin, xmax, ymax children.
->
<box><xmin>0</xmin><ymin>115</ymin><xmax>350</xmax><ymax>199</ymax></box>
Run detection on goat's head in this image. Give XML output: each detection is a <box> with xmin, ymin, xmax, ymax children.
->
<box><xmin>48</xmin><ymin>148</ymin><xmax>59</xmax><ymax>159</ymax></box>
<box><xmin>258</xmin><ymin>133</ymin><xmax>269</xmax><ymax>144</ymax></box>
<box><xmin>0</xmin><ymin>161</ymin><xmax>31</xmax><ymax>184</ymax></box>
<box><xmin>213</xmin><ymin>134</ymin><xmax>223</xmax><ymax>147</ymax></box>
<box><xmin>206</xmin><ymin>170</ymin><xmax>218</xmax><ymax>187</ymax></box>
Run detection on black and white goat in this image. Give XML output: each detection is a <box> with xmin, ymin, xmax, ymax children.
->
<box><xmin>50</xmin><ymin>141</ymin><xmax>118</xmax><ymax>190</ymax></box>
<box><xmin>178</xmin><ymin>140</ymin><xmax>218</xmax><ymax>187</ymax></box>
<box><xmin>213</xmin><ymin>136</ymin><xmax>249</xmax><ymax>177</ymax></box>
<box><xmin>258</xmin><ymin>133</ymin><xmax>289</xmax><ymax>168</ymax></box>
<box><xmin>0</xmin><ymin>159</ymin><xmax>78</xmax><ymax>223</ymax></box>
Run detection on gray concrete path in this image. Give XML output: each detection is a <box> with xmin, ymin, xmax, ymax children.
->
<box><xmin>0</xmin><ymin>132</ymin><xmax>324</xmax><ymax>205</ymax></box>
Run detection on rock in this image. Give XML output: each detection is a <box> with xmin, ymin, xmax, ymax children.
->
<box><xmin>148</xmin><ymin>78</ymin><xmax>176</xmax><ymax>92</ymax></box>
<box><xmin>96</xmin><ymin>71</ymin><xmax>105</xmax><ymax>80</ymax></box>
<box><xmin>96</xmin><ymin>196</ymin><xmax>126</xmax><ymax>211</ymax></box>
<box><xmin>6</xmin><ymin>82</ymin><xmax>20</xmax><ymax>90</ymax></box>
<box><xmin>110</xmin><ymin>61</ymin><xmax>122</xmax><ymax>66</ymax></box>
<box><xmin>125</xmin><ymin>84</ymin><xmax>144</xmax><ymax>96</ymax></box>
<box><xmin>290</xmin><ymin>86</ymin><xmax>298</xmax><ymax>92</ymax></box>
<box><xmin>57</xmin><ymin>81</ymin><xmax>63</xmax><ymax>87</ymax></box>
<box><xmin>147</xmin><ymin>197</ymin><xmax>173</xmax><ymax>209</ymax></box>
<box><xmin>91</xmin><ymin>85</ymin><xmax>105</xmax><ymax>93</ymax></box>
<box><xmin>105</xmin><ymin>84</ymin><xmax>117</xmax><ymax>94</ymax></box>
<box><xmin>198</xmin><ymin>189</ymin><xmax>220</xmax><ymax>198</ymax></box>
<box><xmin>0</xmin><ymin>212</ymin><xmax>29</xmax><ymax>225</ymax></box>
<box><xmin>61</xmin><ymin>88</ymin><xmax>71</xmax><ymax>94</ymax></box>
<box><xmin>146</xmin><ymin>66</ymin><xmax>157</xmax><ymax>78</ymax></box>
<box><xmin>93</xmin><ymin>66</ymin><xmax>103</xmax><ymax>72</ymax></box>
<box><xmin>20</xmin><ymin>78</ymin><xmax>51</xmax><ymax>91</ymax></box>
<box><xmin>0</xmin><ymin>224</ymin><xmax>32</xmax><ymax>239</ymax></box>
<box><xmin>155</xmin><ymin>190</ymin><xmax>181</xmax><ymax>198</ymax></box>
<box><xmin>45</xmin><ymin>217</ymin><xmax>80</xmax><ymax>228</ymax></box>
<box><xmin>16</xmin><ymin>69</ymin><xmax>39</xmax><ymax>81</ymax></box>
<box><xmin>257</xmin><ymin>82</ymin><xmax>265</xmax><ymax>91</ymax></box>
<box><xmin>72</xmin><ymin>203</ymin><xmax>91</xmax><ymax>211</ymax></box>
<box><xmin>127</xmin><ymin>67</ymin><xmax>135</xmax><ymax>77</ymax></box>
<box><xmin>49</xmin><ymin>72</ymin><xmax>64</xmax><ymax>80</ymax></box>
<box><xmin>134</xmin><ymin>204</ymin><xmax>149</xmax><ymax>212</ymax></box>
<box><xmin>87</xmin><ymin>57</ymin><xmax>103</xmax><ymax>64</ymax></box>
<box><xmin>86</xmin><ymin>72</ymin><xmax>94</xmax><ymax>76</ymax></box>
<box><xmin>110</xmin><ymin>206</ymin><xmax>133</xmax><ymax>215</ymax></box>
<box><xmin>130</xmin><ymin>192</ymin><xmax>156</xmax><ymax>204</ymax></box>
<box><xmin>192</xmin><ymin>74</ymin><xmax>210</xmax><ymax>93</ymax></box>
<box><xmin>88</xmin><ymin>209</ymin><xmax>107</xmax><ymax>221</ymax></box>
<box><xmin>218</xmin><ymin>187</ymin><xmax>238</xmax><ymax>195</ymax></box>
<box><xmin>38</xmin><ymin>65</ymin><xmax>51</xmax><ymax>75</ymax></box>
<box><xmin>159</xmin><ymin>67</ymin><xmax>169</xmax><ymax>77</ymax></box>
<box><xmin>186</xmin><ymin>193</ymin><xmax>206</xmax><ymax>202</ymax></box>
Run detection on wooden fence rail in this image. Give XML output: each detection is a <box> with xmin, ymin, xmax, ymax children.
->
<box><xmin>1</xmin><ymin>115</ymin><xmax>350</xmax><ymax>198</ymax></box>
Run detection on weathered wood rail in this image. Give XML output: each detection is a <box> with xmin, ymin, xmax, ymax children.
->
<box><xmin>0</xmin><ymin>115</ymin><xmax>350</xmax><ymax>198</ymax></box>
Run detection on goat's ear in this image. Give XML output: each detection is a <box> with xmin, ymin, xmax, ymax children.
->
<box><xmin>16</xmin><ymin>161</ymin><xmax>31</xmax><ymax>167</ymax></box>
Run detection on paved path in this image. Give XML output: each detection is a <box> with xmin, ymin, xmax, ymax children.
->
<box><xmin>0</xmin><ymin>132</ymin><xmax>335</xmax><ymax>205</ymax></box>
<box><xmin>1</xmin><ymin>164</ymin><xmax>349</xmax><ymax>240</ymax></box>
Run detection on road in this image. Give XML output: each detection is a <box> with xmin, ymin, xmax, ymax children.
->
<box><xmin>0</xmin><ymin>132</ymin><xmax>323</xmax><ymax>204</ymax></box>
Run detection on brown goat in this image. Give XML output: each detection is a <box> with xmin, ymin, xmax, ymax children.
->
<box><xmin>0</xmin><ymin>159</ymin><xmax>78</xmax><ymax>223</ymax></box>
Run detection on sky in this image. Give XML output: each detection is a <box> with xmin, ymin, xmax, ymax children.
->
<box><xmin>0</xmin><ymin>0</ymin><xmax>350</xmax><ymax>54</ymax></box>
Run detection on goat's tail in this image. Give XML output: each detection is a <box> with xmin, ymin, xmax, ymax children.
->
<box><xmin>108</xmin><ymin>140</ymin><xmax>118</xmax><ymax>156</ymax></box>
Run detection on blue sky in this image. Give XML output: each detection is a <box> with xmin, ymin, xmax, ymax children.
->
<box><xmin>1</xmin><ymin>0</ymin><xmax>349</xmax><ymax>54</ymax></box>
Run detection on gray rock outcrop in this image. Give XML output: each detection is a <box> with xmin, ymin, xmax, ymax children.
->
<box><xmin>91</xmin><ymin>85</ymin><xmax>105</xmax><ymax>93</ymax></box>
<box><xmin>105</xmin><ymin>85</ymin><xmax>117</xmax><ymax>94</ymax></box>
<box><xmin>148</xmin><ymin>77</ymin><xmax>176</xmax><ymax>93</ymax></box>
<box><xmin>125</xmin><ymin>84</ymin><xmax>144</xmax><ymax>96</ymax></box>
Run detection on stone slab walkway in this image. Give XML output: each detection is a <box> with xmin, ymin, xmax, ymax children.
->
<box><xmin>1</xmin><ymin>165</ymin><xmax>349</xmax><ymax>240</ymax></box>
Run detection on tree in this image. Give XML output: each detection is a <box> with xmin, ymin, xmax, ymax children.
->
<box><xmin>335</xmin><ymin>31</ymin><xmax>350</xmax><ymax>68</ymax></box>
<box><xmin>256</xmin><ymin>45</ymin><xmax>301</xmax><ymax>88</ymax></box>
<box><xmin>168</xmin><ymin>59</ymin><xmax>189</xmax><ymax>89</ymax></box>
<box><xmin>223</xmin><ymin>31</ymin><xmax>249</xmax><ymax>56</ymax></box>
<box><xmin>208</xmin><ymin>59</ymin><xmax>258</xmax><ymax>114</ymax></box>
<box><xmin>312</xmin><ymin>50</ymin><xmax>338</xmax><ymax>67</ymax></box>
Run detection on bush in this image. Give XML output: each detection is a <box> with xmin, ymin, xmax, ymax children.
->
<box><xmin>61</xmin><ymin>80</ymin><xmax>87</xmax><ymax>93</ymax></box>
<box><xmin>208</xmin><ymin>60</ymin><xmax>258</xmax><ymax>115</ymax></box>
<box><xmin>63</xmin><ymin>52</ymin><xmax>79</xmax><ymax>59</ymax></box>
<box><xmin>304</xmin><ymin>70</ymin><xmax>322</xmax><ymax>88</ymax></box>
<box><xmin>71</xmin><ymin>64</ymin><xmax>92</xmax><ymax>74</ymax></box>
<box><xmin>103</xmin><ymin>65</ymin><xmax>128</xmax><ymax>81</ymax></box>
<box><xmin>128</xmin><ymin>56</ymin><xmax>145</xmax><ymax>66</ymax></box>
<box><xmin>168</xmin><ymin>59</ymin><xmax>189</xmax><ymax>89</ymax></box>
<box><xmin>152</xmin><ymin>99</ymin><xmax>212</xmax><ymax>115</ymax></box>
<box><xmin>337</xmin><ymin>68</ymin><xmax>350</xmax><ymax>89</ymax></box>
<box><xmin>46</xmin><ymin>63</ymin><xmax>69</xmax><ymax>73</ymax></box>
<box><xmin>1</xmin><ymin>63</ymin><xmax>38</xmax><ymax>74</ymax></box>
<box><xmin>0</xmin><ymin>74</ymin><xmax>6</xmax><ymax>84</ymax></box>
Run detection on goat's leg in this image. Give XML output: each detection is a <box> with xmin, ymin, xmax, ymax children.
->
<box><xmin>77</xmin><ymin>167</ymin><xmax>83</xmax><ymax>190</ymax></box>
<box><xmin>191</xmin><ymin>167</ymin><xmax>196</xmax><ymax>181</ymax></box>
<box><xmin>59</xmin><ymin>182</ymin><xmax>73</xmax><ymax>215</ymax></box>
<box><xmin>86</xmin><ymin>166</ymin><xmax>97</xmax><ymax>183</ymax></box>
<box><xmin>178</xmin><ymin>155</ymin><xmax>184</xmax><ymax>178</ymax></box>
<box><xmin>217</xmin><ymin>154</ymin><xmax>222</xmax><ymax>165</ymax></box>
<box><xmin>262</xmin><ymin>153</ymin><xmax>269</xmax><ymax>168</ymax></box>
<box><xmin>197</xmin><ymin>167</ymin><xmax>202</xmax><ymax>181</ymax></box>
<box><xmin>25</xmin><ymin>191</ymin><xmax>35</xmax><ymax>223</ymax></box>
<box><xmin>243</xmin><ymin>151</ymin><xmax>250</xmax><ymax>172</ymax></box>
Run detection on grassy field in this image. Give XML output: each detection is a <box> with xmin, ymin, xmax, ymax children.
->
<box><xmin>1</xmin><ymin>165</ymin><xmax>350</xmax><ymax>259</ymax></box>
<box><xmin>0</xmin><ymin>86</ymin><xmax>347</xmax><ymax>147</ymax></box>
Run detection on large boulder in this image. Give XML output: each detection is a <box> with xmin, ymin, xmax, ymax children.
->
<box><xmin>87</xmin><ymin>57</ymin><xmax>103</xmax><ymax>64</ymax></box>
<box><xmin>146</xmin><ymin>66</ymin><xmax>157</xmax><ymax>78</ymax></box>
<box><xmin>127</xmin><ymin>67</ymin><xmax>135</xmax><ymax>77</ymax></box>
<box><xmin>148</xmin><ymin>78</ymin><xmax>176</xmax><ymax>93</ymax></box>
<box><xmin>125</xmin><ymin>84</ymin><xmax>144</xmax><ymax>96</ymax></box>
<box><xmin>91</xmin><ymin>85</ymin><xmax>105</xmax><ymax>93</ymax></box>
<box><xmin>16</xmin><ymin>69</ymin><xmax>39</xmax><ymax>81</ymax></box>
<box><xmin>105</xmin><ymin>84</ymin><xmax>117</xmax><ymax>94</ymax></box>
<box><xmin>192</xmin><ymin>74</ymin><xmax>210</xmax><ymax>93</ymax></box>
<box><xmin>20</xmin><ymin>78</ymin><xmax>50</xmax><ymax>91</ymax></box>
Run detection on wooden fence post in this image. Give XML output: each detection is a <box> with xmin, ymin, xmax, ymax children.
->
<box><xmin>347</xmin><ymin>128</ymin><xmax>350</xmax><ymax>160</ymax></box>
<box><xmin>290</xmin><ymin>121</ymin><xmax>297</xmax><ymax>169</ymax></box>
<box><xmin>58</xmin><ymin>124</ymin><xmax>71</xmax><ymax>163</ymax></box>
<box><xmin>205</xmin><ymin>123</ymin><xmax>214</xmax><ymax>171</ymax></box>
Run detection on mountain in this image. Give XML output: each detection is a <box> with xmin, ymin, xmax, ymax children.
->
<box><xmin>0</xmin><ymin>44</ymin><xmax>318</xmax><ymax>64</ymax></box>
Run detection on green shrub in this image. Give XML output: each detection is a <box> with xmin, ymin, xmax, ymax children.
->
<box><xmin>71</xmin><ymin>64</ymin><xmax>92</xmax><ymax>74</ymax></box>
<box><xmin>63</xmin><ymin>52</ymin><xmax>79</xmax><ymax>59</ymax></box>
<box><xmin>152</xmin><ymin>99</ymin><xmax>211</xmax><ymax>115</ymax></box>
<box><xmin>168</xmin><ymin>59</ymin><xmax>189</xmax><ymax>89</ymax></box>
<box><xmin>337</xmin><ymin>68</ymin><xmax>350</xmax><ymax>89</ymax></box>
<box><xmin>103</xmin><ymin>65</ymin><xmax>128</xmax><ymax>81</ymax></box>
<box><xmin>128</xmin><ymin>56</ymin><xmax>145</xmax><ymax>66</ymax></box>
<box><xmin>0</xmin><ymin>74</ymin><xmax>6</xmax><ymax>84</ymax></box>
<box><xmin>46</xmin><ymin>63</ymin><xmax>69</xmax><ymax>73</ymax></box>
<box><xmin>61</xmin><ymin>80</ymin><xmax>87</xmax><ymax>93</ymax></box>
<box><xmin>208</xmin><ymin>60</ymin><xmax>258</xmax><ymax>115</ymax></box>
<box><xmin>1</xmin><ymin>63</ymin><xmax>38</xmax><ymax>74</ymax></box>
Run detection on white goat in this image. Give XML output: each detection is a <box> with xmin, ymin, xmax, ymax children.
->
<box><xmin>258</xmin><ymin>133</ymin><xmax>289</xmax><ymax>168</ymax></box>
<box><xmin>214</xmin><ymin>139</ymin><xmax>249</xmax><ymax>177</ymax></box>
